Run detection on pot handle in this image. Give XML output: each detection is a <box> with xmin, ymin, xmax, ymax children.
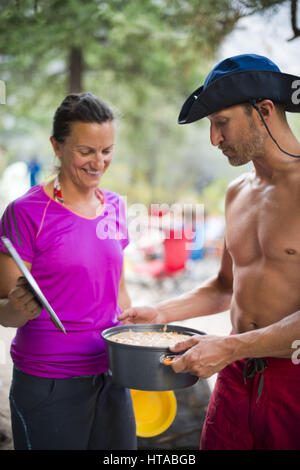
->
<box><xmin>160</xmin><ymin>354</ymin><xmax>182</xmax><ymax>366</ymax></box>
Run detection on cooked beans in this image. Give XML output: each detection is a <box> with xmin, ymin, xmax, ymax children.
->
<box><xmin>108</xmin><ymin>330</ymin><xmax>192</xmax><ymax>347</ymax></box>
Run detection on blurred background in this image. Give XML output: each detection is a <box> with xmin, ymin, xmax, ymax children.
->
<box><xmin>0</xmin><ymin>0</ymin><xmax>299</xmax><ymax>450</ymax></box>
<box><xmin>0</xmin><ymin>0</ymin><xmax>299</xmax><ymax>292</ymax></box>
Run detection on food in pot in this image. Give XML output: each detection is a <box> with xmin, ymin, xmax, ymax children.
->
<box><xmin>108</xmin><ymin>329</ymin><xmax>193</xmax><ymax>347</ymax></box>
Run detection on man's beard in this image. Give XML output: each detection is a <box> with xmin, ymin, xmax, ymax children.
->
<box><xmin>219</xmin><ymin>122</ymin><xmax>266</xmax><ymax>167</ymax></box>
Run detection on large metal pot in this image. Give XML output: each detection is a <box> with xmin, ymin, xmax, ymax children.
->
<box><xmin>102</xmin><ymin>324</ymin><xmax>206</xmax><ymax>391</ymax></box>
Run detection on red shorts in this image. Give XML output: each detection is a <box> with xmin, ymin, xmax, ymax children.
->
<box><xmin>200</xmin><ymin>357</ymin><xmax>300</xmax><ymax>450</ymax></box>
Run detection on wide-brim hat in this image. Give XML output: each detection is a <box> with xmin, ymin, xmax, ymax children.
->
<box><xmin>178</xmin><ymin>54</ymin><xmax>300</xmax><ymax>124</ymax></box>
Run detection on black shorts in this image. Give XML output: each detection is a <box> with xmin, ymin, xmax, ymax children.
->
<box><xmin>9</xmin><ymin>365</ymin><xmax>137</xmax><ymax>450</ymax></box>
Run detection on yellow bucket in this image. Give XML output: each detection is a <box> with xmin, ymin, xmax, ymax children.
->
<box><xmin>130</xmin><ymin>389</ymin><xmax>177</xmax><ymax>438</ymax></box>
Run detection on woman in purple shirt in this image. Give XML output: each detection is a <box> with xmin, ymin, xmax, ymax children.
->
<box><xmin>0</xmin><ymin>93</ymin><xmax>137</xmax><ymax>450</ymax></box>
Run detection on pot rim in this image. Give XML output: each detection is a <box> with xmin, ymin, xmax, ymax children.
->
<box><xmin>101</xmin><ymin>323</ymin><xmax>206</xmax><ymax>352</ymax></box>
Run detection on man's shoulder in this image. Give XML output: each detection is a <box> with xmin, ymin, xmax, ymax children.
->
<box><xmin>285</xmin><ymin>170</ymin><xmax>300</xmax><ymax>191</ymax></box>
<box><xmin>225</xmin><ymin>171</ymin><xmax>252</xmax><ymax>201</ymax></box>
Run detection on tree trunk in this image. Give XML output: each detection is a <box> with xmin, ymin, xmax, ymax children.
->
<box><xmin>290</xmin><ymin>0</ymin><xmax>300</xmax><ymax>39</ymax></box>
<box><xmin>68</xmin><ymin>46</ymin><xmax>84</xmax><ymax>93</ymax></box>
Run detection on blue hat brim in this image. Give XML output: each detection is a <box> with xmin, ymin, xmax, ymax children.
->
<box><xmin>178</xmin><ymin>70</ymin><xmax>300</xmax><ymax>124</ymax></box>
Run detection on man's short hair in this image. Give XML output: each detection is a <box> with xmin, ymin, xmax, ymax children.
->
<box><xmin>242</xmin><ymin>102</ymin><xmax>287</xmax><ymax>122</ymax></box>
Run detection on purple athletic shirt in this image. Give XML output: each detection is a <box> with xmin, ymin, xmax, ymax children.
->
<box><xmin>0</xmin><ymin>184</ymin><xmax>129</xmax><ymax>378</ymax></box>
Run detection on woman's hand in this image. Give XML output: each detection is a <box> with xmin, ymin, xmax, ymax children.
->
<box><xmin>169</xmin><ymin>334</ymin><xmax>234</xmax><ymax>378</ymax></box>
<box><xmin>8</xmin><ymin>276</ymin><xmax>43</xmax><ymax>322</ymax></box>
<box><xmin>117</xmin><ymin>305</ymin><xmax>164</xmax><ymax>325</ymax></box>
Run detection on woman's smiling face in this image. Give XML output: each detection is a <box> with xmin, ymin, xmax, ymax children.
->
<box><xmin>50</xmin><ymin>120</ymin><xmax>115</xmax><ymax>190</ymax></box>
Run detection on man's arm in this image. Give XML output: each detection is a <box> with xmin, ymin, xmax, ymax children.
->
<box><xmin>156</xmin><ymin>238</ymin><xmax>233</xmax><ymax>323</ymax></box>
<box><xmin>228</xmin><ymin>311</ymin><xmax>300</xmax><ymax>361</ymax></box>
<box><xmin>118</xmin><ymin>238</ymin><xmax>233</xmax><ymax>324</ymax></box>
<box><xmin>170</xmin><ymin>308</ymin><xmax>300</xmax><ymax>379</ymax></box>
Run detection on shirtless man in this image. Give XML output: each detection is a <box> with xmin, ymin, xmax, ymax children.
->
<box><xmin>118</xmin><ymin>54</ymin><xmax>300</xmax><ymax>450</ymax></box>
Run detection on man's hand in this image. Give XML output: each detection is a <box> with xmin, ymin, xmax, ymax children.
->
<box><xmin>169</xmin><ymin>334</ymin><xmax>234</xmax><ymax>378</ymax></box>
<box><xmin>118</xmin><ymin>305</ymin><xmax>164</xmax><ymax>325</ymax></box>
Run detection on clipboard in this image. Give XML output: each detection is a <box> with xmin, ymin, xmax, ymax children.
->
<box><xmin>1</xmin><ymin>236</ymin><xmax>66</xmax><ymax>334</ymax></box>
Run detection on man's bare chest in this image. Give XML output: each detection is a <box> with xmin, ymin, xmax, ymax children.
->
<box><xmin>225</xmin><ymin>182</ymin><xmax>300</xmax><ymax>266</ymax></box>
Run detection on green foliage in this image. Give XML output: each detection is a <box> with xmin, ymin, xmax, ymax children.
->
<box><xmin>0</xmin><ymin>0</ymin><xmax>298</xmax><ymax>213</ymax></box>
<box><xmin>0</xmin><ymin>0</ymin><xmax>239</xmax><ymax>103</ymax></box>
<box><xmin>0</xmin><ymin>0</ymin><xmax>242</xmax><ymax>196</ymax></box>
<box><xmin>201</xmin><ymin>177</ymin><xmax>229</xmax><ymax>214</ymax></box>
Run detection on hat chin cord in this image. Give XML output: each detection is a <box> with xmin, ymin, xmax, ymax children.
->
<box><xmin>250</xmin><ymin>100</ymin><xmax>300</xmax><ymax>159</ymax></box>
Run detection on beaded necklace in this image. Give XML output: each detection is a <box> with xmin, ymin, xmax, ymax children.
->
<box><xmin>53</xmin><ymin>175</ymin><xmax>105</xmax><ymax>208</ymax></box>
